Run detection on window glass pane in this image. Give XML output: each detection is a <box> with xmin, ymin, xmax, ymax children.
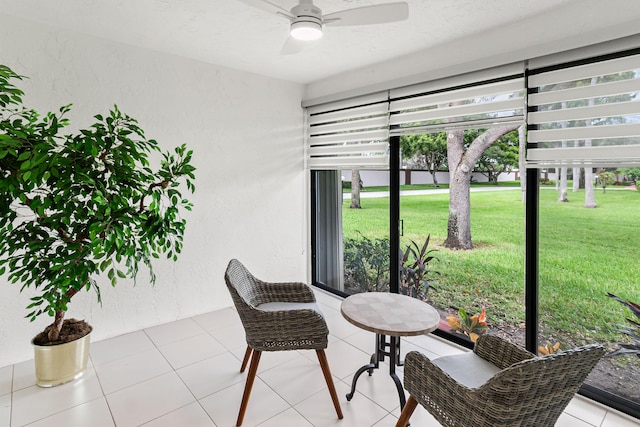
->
<box><xmin>538</xmin><ymin>166</ymin><xmax>640</xmax><ymax>406</ymax></box>
<box><xmin>398</xmin><ymin>130</ymin><xmax>525</xmax><ymax>346</ymax></box>
<box><xmin>313</xmin><ymin>169</ymin><xmax>390</xmax><ymax>295</ymax></box>
<box><xmin>341</xmin><ymin>169</ymin><xmax>390</xmax><ymax>295</ymax></box>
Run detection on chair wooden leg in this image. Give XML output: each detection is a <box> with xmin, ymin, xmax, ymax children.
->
<box><xmin>395</xmin><ymin>395</ymin><xmax>418</xmax><ymax>427</ymax></box>
<box><xmin>316</xmin><ymin>349</ymin><xmax>344</xmax><ymax>420</ymax></box>
<box><xmin>236</xmin><ymin>349</ymin><xmax>261</xmax><ymax>426</ymax></box>
<box><xmin>240</xmin><ymin>346</ymin><xmax>252</xmax><ymax>373</ymax></box>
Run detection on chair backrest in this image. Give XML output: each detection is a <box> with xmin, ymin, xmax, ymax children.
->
<box><xmin>480</xmin><ymin>343</ymin><xmax>606</xmax><ymax>425</ymax></box>
<box><xmin>225</xmin><ymin>258</ymin><xmax>266</xmax><ymax>308</ymax></box>
<box><xmin>224</xmin><ymin>259</ymin><xmax>267</xmax><ymax>342</ymax></box>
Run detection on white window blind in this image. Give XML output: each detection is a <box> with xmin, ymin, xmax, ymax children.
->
<box><xmin>306</xmin><ymin>93</ymin><xmax>390</xmax><ymax>170</ymax></box>
<box><xmin>389</xmin><ymin>77</ymin><xmax>525</xmax><ymax>136</ymax></box>
<box><xmin>527</xmin><ymin>53</ymin><xmax>640</xmax><ymax>168</ymax></box>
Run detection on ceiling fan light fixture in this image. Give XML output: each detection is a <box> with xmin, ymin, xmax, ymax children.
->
<box><xmin>290</xmin><ymin>20</ymin><xmax>323</xmax><ymax>41</ymax></box>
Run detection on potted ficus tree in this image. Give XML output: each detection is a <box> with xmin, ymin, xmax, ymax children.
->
<box><xmin>0</xmin><ymin>65</ymin><xmax>196</xmax><ymax>386</ymax></box>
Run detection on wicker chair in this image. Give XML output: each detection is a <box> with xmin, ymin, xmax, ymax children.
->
<box><xmin>224</xmin><ymin>259</ymin><xmax>343</xmax><ymax>426</ymax></box>
<box><xmin>395</xmin><ymin>334</ymin><xmax>605</xmax><ymax>427</ymax></box>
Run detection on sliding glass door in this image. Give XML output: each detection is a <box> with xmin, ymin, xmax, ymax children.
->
<box><xmin>312</xmin><ymin>168</ymin><xmax>390</xmax><ymax>295</ymax></box>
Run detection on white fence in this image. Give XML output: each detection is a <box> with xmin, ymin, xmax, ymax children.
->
<box><xmin>342</xmin><ymin>169</ymin><xmax>522</xmax><ymax>187</ymax></box>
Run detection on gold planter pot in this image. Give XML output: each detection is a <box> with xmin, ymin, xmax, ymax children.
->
<box><xmin>32</xmin><ymin>333</ymin><xmax>91</xmax><ymax>387</ymax></box>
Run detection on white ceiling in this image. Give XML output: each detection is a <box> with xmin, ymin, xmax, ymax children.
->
<box><xmin>1</xmin><ymin>0</ymin><xmax>639</xmax><ymax>85</ymax></box>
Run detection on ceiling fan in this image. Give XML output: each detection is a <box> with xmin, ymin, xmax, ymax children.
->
<box><xmin>239</xmin><ymin>0</ymin><xmax>409</xmax><ymax>46</ymax></box>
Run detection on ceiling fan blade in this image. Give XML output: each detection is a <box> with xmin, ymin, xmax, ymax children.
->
<box><xmin>323</xmin><ymin>2</ymin><xmax>408</xmax><ymax>26</ymax></box>
<box><xmin>236</xmin><ymin>0</ymin><xmax>295</xmax><ymax>20</ymax></box>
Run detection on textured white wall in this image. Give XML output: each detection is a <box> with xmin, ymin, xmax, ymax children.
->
<box><xmin>0</xmin><ymin>15</ymin><xmax>306</xmax><ymax>366</ymax></box>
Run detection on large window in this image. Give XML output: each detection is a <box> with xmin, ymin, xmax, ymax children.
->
<box><xmin>308</xmin><ymin>49</ymin><xmax>640</xmax><ymax>419</ymax></box>
<box><xmin>528</xmin><ymin>50</ymin><xmax>640</xmax><ymax>415</ymax></box>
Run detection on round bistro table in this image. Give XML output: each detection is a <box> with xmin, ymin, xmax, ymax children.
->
<box><xmin>340</xmin><ymin>292</ymin><xmax>440</xmax><ymax>413</ymax></box>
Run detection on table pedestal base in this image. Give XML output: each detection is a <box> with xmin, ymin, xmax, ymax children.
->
<box><xmin>346</xmin><ymin>334</ymin><xmax>406</xmax><ymax>411</ymax></box>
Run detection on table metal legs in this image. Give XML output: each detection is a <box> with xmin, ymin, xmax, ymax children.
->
<box><xmin>346</xmin><ymin>334</ymin><xmax>406</xmax><ymax>410</ymax></box>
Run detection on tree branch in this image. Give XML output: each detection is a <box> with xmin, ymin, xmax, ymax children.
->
<box><xmin>138</xmin><ymin>180</ymin><xmax>168</xmax><ymax>213</ymax></box>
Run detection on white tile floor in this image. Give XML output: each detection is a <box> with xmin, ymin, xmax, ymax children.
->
<box><xmin>1</xmin><ymin>289</ymin><xmax>639</xmax><ymax>427</ymax></box>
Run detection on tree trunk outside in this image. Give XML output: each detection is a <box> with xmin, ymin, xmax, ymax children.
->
<box><xmin>444</xmin><ymin>165</ymin><xmax>473</xmax><ymax>250</ymax></box>
<box><xmin>584</xmin><ymin>166</ymin><xmax>597</xmax><ymax>208</ymax></box>
<box><xmin>572</xmin><ymin>140</ymin><xmax>581</xmax><ymax>192</ymax></box>
<box><xmin>350</xmin><ymin>169</ymin><xmax>361</xmax><ymax>209</ymax></box>
<box><xmin>558</xmin><ymin>167</ymin><xmax>569</xmax><ymax>202</ymax></box>
<box><xmin>518</xmin><ymin>125</ymin><xmax>526</xmax><ymax>202</ymax></box>
<box><xmin>584</xmin><ymin>138</ymin><xmax>597</xmax><ymax>208</ymax></box>
<box><xmin>426</xmin><ymin>154</ymin><xmax>439</xmax><ymax>187</ymax></box>
<box><xmin>558</xmin><ymin>104</ymin><xmax>569</xmax><ymax>202</ymax></box>
<box><xmin>490</xmin><ymin>171</ymin><xmax>498</xmax><ymax>185</ymax></box>
<box><xmin>444</xmin><ymin>129</ymin><xmax>473</xmax><ymax>249</ymax></box>
<box><xmin>573</xmin><ymin>166</ymin><xmax>580</xmax><ymax>192</ymax></box>
<box><xmin>444</xmin><ymin>124</ymin><xmax>520</xmax><ymax>250</ymax></box>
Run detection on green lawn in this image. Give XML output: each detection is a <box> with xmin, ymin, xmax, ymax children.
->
<box><xmin>342</xmin><ymin>186</ymin><xmax>639</xmax><ymax>348</ymax></box>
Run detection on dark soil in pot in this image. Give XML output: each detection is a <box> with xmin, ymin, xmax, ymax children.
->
<box><xmin>32</xmin><ymin>318</ymin><xmax>93</xmax><ymax>346</ymax></box>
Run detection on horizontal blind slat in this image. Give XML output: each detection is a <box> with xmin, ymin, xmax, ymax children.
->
<box><xmin>529</xmin><ymin>78</ymin><xmax>640</xmax><ymax>106</ymax></box>
<box><xmin>308</xmin><ymin>155</ymin><xmax>389</xmax><ymax>169</ymax></box>
<box><xmin>528</xmin><ymin>100</ymin><xmax>640</xmax><ymax>125</ymax></box>
<box><xmin>526</xmin><ymin>145</ymin><xmax>640</xmax><ymax>168</ymax></box>
<box><xmin>529</xmin><ymin>54</ymin><xmax>640</xmax><ymax>87</ymax></box>
<box><xmin>390</xmin><ymin>98</ymin><xmax>524</xmax><ymax>126</ymax></box>
<box><xmin>308</xmin><ymin>102</ymin><xmax>389</xmax><ymax>125</ymax></box>
<box><xmin>309</xmin><ymin>129</ymin><xmax>388</xmax><ymax>145</ymax></box>
<box><xmin>390</xmin><ymin>78</ymin><xmax>524</xmax><ymax>112</ymax></box>
<box><xmin>528</xmin><ymin>122</ymin><xmax>640</xmax><ymax>142</ymax></box>
<box><xmin>309</xmin><ymin>142</ymin><xmax>389</xmax><ymax>157</ymax></box>
<box><xmin>309</xmin><ymin>115</ymin><xmax>389</xmax><ymax>135</ymax></box>
<box><xmin>305</xmin><ymin>92</ymin><xmax>388</xmax><ymax>114</ymax></box>
<box><xmin>390</xmin><ymin>116</ymin><xmax>523</xmax><ymax>136</ymax></box>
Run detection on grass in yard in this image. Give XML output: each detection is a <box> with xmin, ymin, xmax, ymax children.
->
<box><xmin>342</xmin><ymin>186</ymin><xmax>640</xmax><ymax>348</ymax></box>
<box><xmin>538</xmin><ymin>188</ymin><xmax>640</xmax><ymax>345</ymax></box>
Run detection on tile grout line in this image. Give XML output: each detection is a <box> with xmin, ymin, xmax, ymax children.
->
<box><xmin>88</xmin><ymin>354</ymin><xmax>118</xmax><ymax>427</ymax></box>
<box><xmin>140</xmin><ymin>326</ymin><xmax>221</xmax><ymax>427</ymax></box>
